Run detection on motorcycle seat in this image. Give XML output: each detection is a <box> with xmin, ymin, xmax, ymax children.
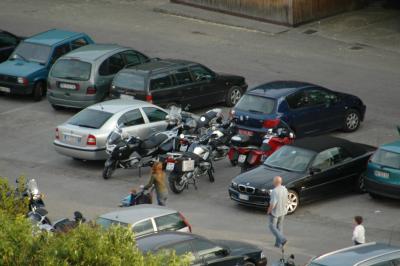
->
<box><xmin>141</xmin><ymin>134</ymin><xmax>168</xmax><ymax>149</ymax></box>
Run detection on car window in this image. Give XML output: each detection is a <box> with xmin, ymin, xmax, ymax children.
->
<box><xmin>68</xmin><ymin>109</ymin><xmax>113</xmax><ymax>129</ymax></box>
<box><xmin>173</xmin><ymin>68</ymin><xmax>193</xmax><ymax>85</ymax></box>
<box><xmin>132</xmin><ymin>219</ymin><xmax>154</xmax><ymax>237</ymax></box>
<box><xmin>108</xmin><ymin>53</ymin><xmax>125</xmax><ymax>75</ymax></box>
<box><xmin>71</xmin><ymin>38</ymin><xmax>89</xmax><ymax>50</ymax></box>
<box><xmin>154</xmin><ymin>212</ymin><xmax>187</xmax><ymax>232</ymax></box>
<box><xmin>190</xmin><ymin>239</ymin><xmax>221</xmax><ymax>259</ymax></box>
<box><xmin>122</xmin><ymin>50</ymin><xmax>141</xmax><ymax>66</ymax></box>
<box><xmin>0</xmin><ymin>32</ymin><xmax>18</xmax><ymax>47</ymax></box>
<box><xmin>51</xmin><ymin>43</ymin><xmax>71</xmax><ymax>65</ymax></box>
<box><xmin>113</xmin><ymin>72</ymin><xmax>146</xmax><ymax>91</ymax></box>
<box><xmin>371</xmin><ymin>149</ymin><xmax>400</xmax><ymax>169</ymax></box>
<box><xmin>142</xmin><ymin>107</ymin><xmax>167</xmax><ymax>123</ymax></box>
<box><xmin>286</xmin><ymin>91</ymin><xmax>306</xmax><ymax>109</ymax></box>
<box><xmin>307</xmin><ymin>88</ymin><xmax>339</xmax><ymax>106</ymax></box>
<box><xmin>265</xmin><ymin>146</ymin><xmax>315</xmax><ymax>172</ymax></box>
<box><xmin>369</xmin><ymin>262</ymin><xmax>394</xmax><ymax>266</ymax></box>
<box><xmin>150</xmin><ymin>74</ymin><xmax>173</xmax><ymax>91</ymax></box>
<box><xmin>190</xmin><ymin>65</ymin><xmax>214</xmax><ymax>81</ymax></box>
<box><xmin>118</xmin><ymin>109</ymin><xmax>145</xmax><ymax>127</ymax></box>
<box><xmin>96</xmin><ymin>217</ymin><xmax>128</xmax><ymax>229</ymax></box>
<box><xmin>235</xmin><ymin>94</ymin><xmax>275</xmax><ymax>114</ymax></box>
<box><xmin>312</xmin><ymin>147</ymin><xmax>348</xmax><ymax>171</ymax></box>
<box><xmin>137</xmin><ymin>52</ymin><xmax>149</xmax><ymax>63</ymax></box>
<box><xmin>392</xmin><ymin>259</ymin><xmax>400</xmax><ymax>266</ymax></box>
<box><xmin>51</xmin><ymin>59</ymin><xmax>92</xmax><ymax>81</ymax></box>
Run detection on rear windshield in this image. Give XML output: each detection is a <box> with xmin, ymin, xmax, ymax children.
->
<box><xmin>68</xmin><ymin>109</ymin><xmax>113</xmax><ymax>129</ymax></box>
<box><xmin>96</xmin><ymin>217</ymin><xmax>128</xmax><ymax>229</ymax></box>
<box><xmin>51</xmin><ymin>59</ymin><xmax>92</xmax><ymax>81</ymax></box>
<box><xmin>113</xmin><ymin>72</ymin><xmax>146</xmax><ymax>91</ymax></box>
<box><xmin>235</xmin><ymin>94</ymin><xmax>275</xmax><ymax>114</ymax></box>
<box><xmin>154</xmin><ymin>213</ymin><xmax>186</xmax><ymax>232</ymax></box>
<box><xmin>371</xmin><ymin>149</ymin><xmax>400</xmax><ymax>169</ymax></box>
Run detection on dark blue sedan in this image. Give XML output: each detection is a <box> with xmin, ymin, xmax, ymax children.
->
<box><xmin>232</xmin><ymin>81</ymin><xmax>366</xmax><ymax>141</ymax></box>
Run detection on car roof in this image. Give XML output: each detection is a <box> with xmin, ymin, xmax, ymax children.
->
<box><xmin>63</xmin><ymin>44</ymin><xmax>128</xmax><ymax>61</ymax></box>
<box><xmin>290</xmin><ymin>136</ymin><xmax>368</xmax><ymax>157</ymax></box>
<box><xmin>124</xmin><ymin>58</ymin><xmax>197</xmax><ymax>75</ymax></box>
<box><xmin>312</xmin><ymin>242</ymin><xmax>400</xmax><ymax>266</ymax></box>
<box><xmin>380</xmin><ymin>140</ymin><xmax>400</xmax><ymax>153</ymax></box>
<box><xmin>247</xmin><ymin>81</ymin><xmax>317</xmax><ymax>99</ymax></box>
<box><xmin>98</xmin><ymin>204</ymin><xmax>178</xmax><ymax>225</ymax></box>
<box><xmin>87</xmin><ymin>99</ymin><xmax>161</xmax><ymax>114</ymax></box>
<box><xmin>25</xmin><ymin>29</ymin><xmax>84</xmax><ymax>46</ymax></box>
<box><xmin>136</xmin><ymin>231</ymin><xmax>198</xmax><ymax>252</ymax></box>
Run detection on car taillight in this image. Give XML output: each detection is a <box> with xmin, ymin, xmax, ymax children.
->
<box><xmin>229</xmin><ymin>109</ymin><xmax>235</xmax><ymax>119</ymax></box>
<box><xmin>87</xmin><ymin>134</ymin><xmax>96</xmax><ymax>145</ymax></box>
<box><xmin>263</xmin><ymin>118</ymin><xmax>280</xmax><ymax>128</ymax></box>
<box><xmin>146</xmin><ymin>94</ymin><xmax>153</xmax><ymax>103</ymax></box>
<box><xmin>86</xmin><ymin>86</ymin><xmax>96</xmax><ymax>95</ymax></box>
<box><xmin>55</xmin><ymin>128</ymin><xmax>59</xmax><ymax>139</ymax></box>
<box><xmin>179</xmin><ymin>212</ymin><xmax>192</xmax><ymax>232</ymax></box>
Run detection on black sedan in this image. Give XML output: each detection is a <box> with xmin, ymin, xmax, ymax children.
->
<box><xmin>0</xmin><ymin>30</ymin><xmax>23</xmax><ymax>63</ymax></box>
<box><xmin>229</xmin><ymin>136</ymin><xmax>375</xmax><ymax>214</ymax></box>
<box><xmin>137</xmin><ymin>232</ymin><xmax>267</xmax><ymax>266</ymax></box>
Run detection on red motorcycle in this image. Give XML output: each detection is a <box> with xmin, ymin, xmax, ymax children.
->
<box><xmin>229</xmin><ymin>127</ymin><xmax>295</xmax><ymax>172</ymax></box>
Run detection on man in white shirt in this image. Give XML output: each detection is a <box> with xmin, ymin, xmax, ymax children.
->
<box><xmin>268</xmin><ymin>176</ymin><xmax>288</xmax><ymax>249</ymax></box>
<box><xmin>352</xmin><ymin>216</ymin><xmax>366</xmax><ymax>245</ymax></box>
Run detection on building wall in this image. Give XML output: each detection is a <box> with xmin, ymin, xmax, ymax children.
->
<box><xmin>171</xmin><ymin>0</ymin><xmax>367</xmax><ymax>26</ymax></box>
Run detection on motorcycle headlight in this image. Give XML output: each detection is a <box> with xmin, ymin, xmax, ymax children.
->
<box><xmin>32</xmin><ymin>194</ymin><xmax>41</xmax><ymax>200</ymax></box>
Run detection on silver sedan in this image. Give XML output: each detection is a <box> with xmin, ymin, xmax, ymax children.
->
<box><xmin>53</xmin><ymin>99</ymin><xmax>169</xmax><ymax>160</ymax></box>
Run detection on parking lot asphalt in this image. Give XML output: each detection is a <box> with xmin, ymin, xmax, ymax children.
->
<box><xmin>1</xmin><ymin>0</ymin><xmax>400</xmax><ymax>264</ymax></box>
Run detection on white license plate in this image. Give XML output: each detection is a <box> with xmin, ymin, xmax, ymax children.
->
<box><xmin>166</xmin><ymin>162</ymin><xmax>175</xmax><ymax>171</ymax></box>
<box><xmin>0</xmin><ymin>86</ymin><xmax>10</xmax><ymax>93</ymax></box>
<box><xmin>63</xmin><ymin>135</ymin><xmax>81</xmax><ymax>145</ymax></box>
<box><xmin>179</xmin><ymin>145</ymin><xmax>188</xmax><ymax>152</ymax></box>
<box><xmin>375</xmin><ymin>170</ymin><xmax>389</xmax><ymax>178</ymax></box>
<box><xmin>59</xmin><ymin>83</ymin><xmax>76</xmax><ymax>90</ymax></box>
<box><xmin>238</xmin><ymin>154</ymin><xmax>247</xmax><ymax>163</ymax></box>
<box><xmin>239</xmin><ymin>194</ymin><xmax>249</xmax><ymax>200</ymax></box>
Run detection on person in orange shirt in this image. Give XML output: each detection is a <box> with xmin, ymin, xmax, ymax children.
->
<box><xmin>145</xmin><ymin>161</ymin><xmax>168</xmax><ymax>206</ymax></box>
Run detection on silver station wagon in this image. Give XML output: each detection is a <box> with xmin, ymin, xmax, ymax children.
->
<box><xmin>53</xmin><ymin>99</ymin><xmax>169</xmax><ymax>160</ymax></box>
<box><xmin>96</xmin><ymin>205</ymin><xmax>192</xmax><ymax>238</ymax></box>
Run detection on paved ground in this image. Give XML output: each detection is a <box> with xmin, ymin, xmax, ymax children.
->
<box><xmin>0</xmin><ymin>0</ymin><xmax>400</xmax><ymax>264</ymax></box>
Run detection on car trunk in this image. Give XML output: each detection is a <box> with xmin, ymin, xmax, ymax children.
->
<box><xmin>368</xmin><ymin>148</ymin><xmax>400</xmax><ymax>185</ymax></box>
<box><xmin>58</xmin><ymin>124</ymin><xmax>101</xmax><ymax>149</ymax></box>
<box><xmin>111</xmin><ymin>71</ymin><xmax>148</xmax><ymax>101</ymax></box>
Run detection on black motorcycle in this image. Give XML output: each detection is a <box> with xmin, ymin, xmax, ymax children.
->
<box><xmin>16</xmin><ymin>178</ymin><xmax>45</xmax><ymax>211</ymax></box>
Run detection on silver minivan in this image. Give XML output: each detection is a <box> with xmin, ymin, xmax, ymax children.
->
<box><xmin>47</xmin><ymin>44</ymin><xmax>149</xmax><ymax>109</ymax></box>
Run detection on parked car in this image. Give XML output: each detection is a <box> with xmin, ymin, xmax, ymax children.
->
<box><xmin>96</xmin><ymin>205</ymin><xmax>191</xmax><ymax>238</ymax></box>
<box><xmin>53</xmin><ymin>99</ymin><xmax>169</xmax><ymax>160</ymax></box>
<box><xmin>0</xmin><ymin>29</ymin><xmax>93</xmax><ymax>101</ymax></box>
<box><xmin>365</xmin><ymin>137</ymin><xmax>400</xmax><ymax>200</ymax></box>
<box><xmin>229</xmin><ymin>136</ymin><xmax>375</xmax><ymax>214</ymax></box>
<box><xmin>136</xmin><ymin>231</ymin><xmax>267</xmax><ymax>266</ymax></box>
<box><xmin>109</xmin><ymin>59</ymin><xmax>247</xmax><ymax>109</ymax></box>
<box><xmin>48</xmin><ymin>44</ymin><xmax>149</xmax><ymax>109</ymax></box>
<box><xmin>0</xmin><ymin>30</ymin><xmax>23</xmax><ymax>62</ymax></box>
<box><xmin>306</xmin><ymin>242</ymin><xmax>400</xmax><ymax>266</ymax></box>
<box><xmin>231</xmin><ymin>81</ymin><xmax>366</xmax><ymax>143</ymax></box>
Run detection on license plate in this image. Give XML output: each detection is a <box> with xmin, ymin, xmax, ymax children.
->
<box><xmin>63</xmin><ymin>135</ymin><xmax>81</xmax><ymax>145</ymax></box>
<box><xmin>59</xmin><ymin>83</ymin><xmax>77</xmax><ymax>90</ymax></box>
<box><xmin>166</xmin><ymin>162</ymin><xmax>175</xmax><ymax>171</ymax></box>
<box><xmin>375</xmin><ymin>170</ymin><xmax>389</xmax><ymax>178</ymax></box>
<box><xmin>239</xmin><ymin>129</ymin><xmax>253</xmax><ymax>136</ymax></box>
<box><xmin>239</xmin><ymin>194</ymin><xmax>249</xmax><ymax>200</ymax></box>
<box><xmin>0</xmin><ymin>86</ymin><xmax>10</xmax><ymax>93</ymax></box>
<box><xmin>179</xmin><ymin>145</ymin><xmax>188</xmax><ymax>152</ymax></box>
<box><xmin>238</xmin><ymin>154</ymin><xmax>247</xmax><ymax>163</ymax></box>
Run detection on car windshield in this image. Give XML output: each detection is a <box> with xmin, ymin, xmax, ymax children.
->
<box><xmin>235</xmin><ymin>94</ymin><xmax>275</xmax><ymax>114</ymax></box>
<box><xmin>10</xmin><ymin>42</ymin><xmax>52</xmax><ymax>64</ymax></box>
<box><xmin>371</xmin><ymin>148</ymin><xmax>400</xmax><ymax>169</ymax></box>
<box><xmin>264</xmin><ymin>146</ymin><xmax>316</xmax><ymax>172</ymax></box>
<box><xmin>68</xmin><ymin>109</ymin><xmax>113</xmax><ymax>129</ymax></box>
<box><xmin>51</xmin><ymin>59</ymin><xmax>92</xmax><ymax>81</ymax></box>
<box><xmin>96</xmin><ymin>217</ymin><xmax>128</xmax><ymax>229</ymax></box>
<box><xmin>113</xmin><ymin>72</ymin><xmax>145</xmax><ymax>90</ymax></box>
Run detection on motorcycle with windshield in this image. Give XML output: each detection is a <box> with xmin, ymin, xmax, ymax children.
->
<box><xmin>103</xmin><ymin>107</ymin><xmax>183</xmax><ymax>179</ymax></box>
<box><xmin>16</xmin><ymin>178</ymin><xmax>45</xmax><ymax>211</ymax></box>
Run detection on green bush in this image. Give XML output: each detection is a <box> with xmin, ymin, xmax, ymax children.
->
<box><xmin>0</xmin><ymin>177</ymin><xmax>190</xmax><ymax>266</ymax></box>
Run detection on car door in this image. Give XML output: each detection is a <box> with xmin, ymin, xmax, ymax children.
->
<box><xmin>141</xmin><ymin>106</ymin><xmax>168</xmax><ymax>134</ymax></box>
<box><xmin>121</xmin><ymin>50</ymin><xmax>148</xmax><ymax>67</ymax></box>
<box><xmin>189</xmin><ymin>64</ymin><xmax>220</xmax><ymax>107</ymax></box>
<box><xmin>170</xmin><ymin>67</ymin><xmax>196</xmax><ymax>108</ymax></box>
<box><xmin>117</xmin><ymin>108</ymin><xmax>149</xmax><ymax>139</ymax></box>
<box><xmin>131</xmin><ymin>219</ymin><xmax>156</xmax><ymax>238</ymax></box>
<box><xmin>149</xmin><ymin>72</ymin><xmax>180</xmax><ymax>106</ymax></box>
<box><xmin>0</xmin><ymin>31</ymin><xmax>19</xmax><ymax>62</ymax></box>
<box><xmin>98</xmin><ymin>52</ymin><xmax>125</xmax><ymax>98</ymax></box>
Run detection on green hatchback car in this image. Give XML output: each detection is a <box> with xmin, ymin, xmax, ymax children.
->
<box><xmin>365</xmin><ymin>127</ymin><xmax>400</xmax><ymax>199</ymax></box>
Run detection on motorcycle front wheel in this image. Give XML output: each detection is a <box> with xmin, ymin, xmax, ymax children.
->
<box><xmin>168</xmin><ymin>172</ymin><xmax>186</xmax><ymax>194</ymax></box>
<box><xmin>103</xmin><ymin>162</ymin><xmax>116</xmax><ymax>180</ymax></box>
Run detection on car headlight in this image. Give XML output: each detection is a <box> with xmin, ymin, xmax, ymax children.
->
<box><xmin>260</xmin><ymin>252</ymin><xmax>266</xmax><ymax>259</ymax></box>
<box><xmin>231</xmin><ymin>181</ymin><xmax>238</xmax><ymax>189</ymax></box>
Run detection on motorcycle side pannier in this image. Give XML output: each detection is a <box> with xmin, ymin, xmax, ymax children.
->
<box><xmin>230</xmin><ymin>134</ymin><xmax>251</xmax><ymax>147</ymax></box>
<box><xmin>176</xmin><ymin>159</ymin><xmax>195</xmax><ymax>172</ymax></box>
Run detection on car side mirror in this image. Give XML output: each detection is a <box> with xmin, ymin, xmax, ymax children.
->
<box><xmin>309</xmin><ymin>167</ymin><xmax>321</xmax><ymax>175</ymax></box>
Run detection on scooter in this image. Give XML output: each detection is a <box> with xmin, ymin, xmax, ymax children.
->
<box><xmin>120</xmin><ymin>185</ymin><xmax>153</xmax><ymax>207</ymax></box>
<box><xmin>28</xmin><ymin>208</ymin><xmax>86</xmax><ymax>233</ymax></box>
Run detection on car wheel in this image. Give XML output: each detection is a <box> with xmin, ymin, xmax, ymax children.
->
<box><xmin>33</xmin><ymin>81</ymin><xmax>45</xmax><ymax>102</ymax></box>
<box><xmin>225</xmin><ymin>86</ymin><xmax>242</xmax><ymax>107</ymax></box>
<box><xmin>343</xmin><ymin>109</ymin><xmax>361</xmax><ymax>132</ymax></box>
<box><xmin>354</xmin><ymin>173</ymin><xmax>366</xmax><ymax>193</ymax></box>
<box><xmin>287</xmin><ymin>190</ymin><xmax>299</xmax><ymax>215</ymax></box>
<box><xmin>243</xmin><ymin>261</ymin><xmax>255</xmax><ymax>266</ymax></box>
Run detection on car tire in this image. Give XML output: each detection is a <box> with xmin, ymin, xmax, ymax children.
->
<box><xmin>354</xmin><ymin>173</ymin><xmax>366</xmax><ymax>194</ymax></box>
<box><xmin>230</xmin><ymin>159</ymin><xmax>238</xmax><ymax>166</ymax></box>
<box><xmin>287</xmin><ymin>189</ymin><xmax>299</xmax><ymax>215</ymax></box>
<box><xmin>33</xmin><ymin>81</ymin><xmax>45</xmax><ymax>102</ymax></box>
<box><xmin>51</xmin><ymin>104</ymin><xmax>63</xmax><ymax>111</ymax></box>
<box><xmin>225</xmin><ymin>86</ymin><xmax>242</xmax><ymax>107</ymax></box>
<box><xmin>369</xmin><ymin>192</ymin><xmax>383</xmax><ymax>200</ymax></box>
<box><xmin>243</xmin><ymin>261</ymin><xmax>255</xmax><ymax>266</ymax></box>
<box><xmin>343</xmin><ymin>109</ymin><xmax>361</xmax><ymax>132</ymax></box>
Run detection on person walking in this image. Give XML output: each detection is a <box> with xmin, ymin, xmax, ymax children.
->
<box><xmin>267</xmin><ymin>176</ymin><xmax>288</xmax><ymax>250</ymax></box>
<box><xmin>352</xmin><ymin>216</ymin><xmax>366</xmax><ymax>245</ymax></box>
<box><xmin>144</xmin><ymin>161</ymin><xmax>168</xmax><ymax>206</ymax></box>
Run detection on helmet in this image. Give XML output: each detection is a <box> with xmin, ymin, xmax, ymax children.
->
<box><xmin>121</xmin><ymin>132</ymin><xmax>130</xmax><ymax>140</ymax></box>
